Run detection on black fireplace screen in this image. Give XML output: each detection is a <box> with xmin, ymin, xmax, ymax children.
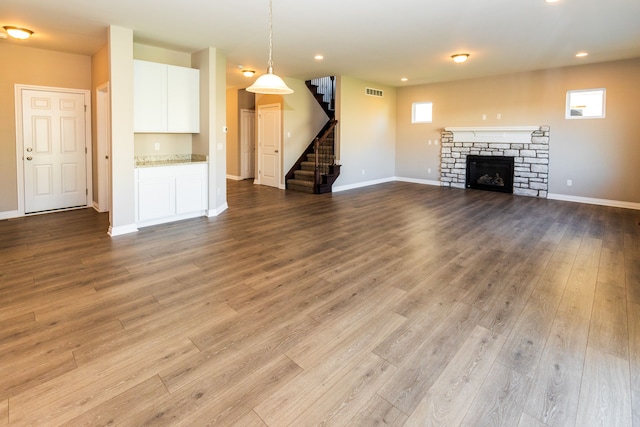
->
<box><xmin>466</xmin><ymin>155</ymin><xmax>514</xmax><ymax>194</ymax></box>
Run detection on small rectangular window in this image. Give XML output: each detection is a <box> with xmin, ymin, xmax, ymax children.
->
<box><xmin>412</xmin><ymin>102</ymin><xmax>433</xmax><ymax>123</ymax></box>
<box><xmin>566</xmin><ymin>88</ymin><xmax>606</xmax><ymax>119</ymax></box>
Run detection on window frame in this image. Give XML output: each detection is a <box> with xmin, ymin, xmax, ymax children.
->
<box><xmin>565</xmin><ymin>88</ymin><xmax>606</xmax><ymax>119</ymax></box>
<box><xmin>412</xmin><ymin>101</ymin><xmax>433</xmax><ymax>123</ymax></box>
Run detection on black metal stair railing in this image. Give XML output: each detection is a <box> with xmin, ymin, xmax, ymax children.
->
<box><xmin>308</xmin><ymin>76</ymin><xmax>335</xmax><ymax>110</ymax></box>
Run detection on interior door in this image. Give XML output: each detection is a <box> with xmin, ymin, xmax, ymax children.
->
<box><xmin>240</xmin><ymin>109</ymin><xmax>255</xmax><ymax>179</ymax></box>
<box><xmin>22</xmin><ymin>89</ymin><xmax>87</xmax><ymax>213</ymax></box>
<box><xmin>258</xmin><ymin>104</ymin><xmax>281</xmax><ymax>188</ymax></box>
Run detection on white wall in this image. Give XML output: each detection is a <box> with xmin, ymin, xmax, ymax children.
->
<box><xmin>108</xmin><ymin>25</ymin><xmax>137</xmax><ymax>235</ymax></box>
<box><xmin>192</xmin><ymin>47</ymin><xmax>228</xmax><ymax>216</ymax></box>
<box><xmin>334</xmin><ymin>76</ymin><xmax>396</xmax><ymax>189</ymax></box>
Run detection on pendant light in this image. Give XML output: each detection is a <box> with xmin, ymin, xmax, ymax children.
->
<box><xmin>246</xmin><ymin>0</ymin><xmax>294</xmax><ymax>94</ymax></box>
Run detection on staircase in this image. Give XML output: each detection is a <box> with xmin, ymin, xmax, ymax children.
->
<box><xmin>285</xmin><ymin>76</ymin><xmax>340</xmax><ymax>194</ymax></box>
<box><xmin>286</xmin><ymin>121</ymin><xmax>340</xmax><ymax>193</ymax></box>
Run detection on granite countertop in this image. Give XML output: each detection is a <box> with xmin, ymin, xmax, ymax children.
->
<box><xmin>135</xmin><ymin>154</ymin><xmax>208</xmax><ymax>168</ymax></box>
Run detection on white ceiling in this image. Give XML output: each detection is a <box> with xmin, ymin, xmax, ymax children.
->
<box><xmin>2</xmin><ymin>0</ymin><xmax>640</xmax><ymax>89</ymax></box>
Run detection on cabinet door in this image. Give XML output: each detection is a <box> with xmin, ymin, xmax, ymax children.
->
<box><xmin>137</xmin><ymin>171</ymin><xmax>176</xmax><ymax>221</ymax></box>
<box><xmin>167</xmin><ymin>65</ymin><xmax>200</xmax><ymax>133</ymax></box>
<box><xmin>134</xmin><ymin>60</ymin><xmax>167</xmax><ymax>132</ymax></box>
<box><xmin>175</xmin><ymin>165</ymin><xmax>207</xmax><ymax>214</ymax></box>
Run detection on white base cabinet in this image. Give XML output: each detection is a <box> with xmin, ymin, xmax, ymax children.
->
<box><xmin>135</xmin><ymin>164</ymin><xmax>208</xmax><ymax>226</ymax></box>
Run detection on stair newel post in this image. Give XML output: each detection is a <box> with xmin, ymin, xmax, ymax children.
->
<box><xmin>314</xmin><ymin>137</ymin><xmax>321</xmax><ymax>193</ymax></box>
<box><xmin>330</xmin><ymin>76</ymin><xmax>335</xmax><ymax>111</ymax></box>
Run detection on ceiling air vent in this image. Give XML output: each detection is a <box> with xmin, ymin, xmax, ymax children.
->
<box><xmin>365</xmin><ymin>87</ymin><xmax>383</xmax><ymax>98</ymax></box>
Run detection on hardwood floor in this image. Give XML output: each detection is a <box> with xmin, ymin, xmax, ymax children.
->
<box><xmin>1</xmin><ymin>180</ymin><xmax>639</xmax><ymax>426</ymax></box>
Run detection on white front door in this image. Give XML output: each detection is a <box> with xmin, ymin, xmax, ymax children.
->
<box><xmin>21</xmin><ymin>89</ymin><xmax>88</xmax><ymax>213</ymax></box>
<box><xmin>240</xmin><ymin>109</ymin><xmax>255</xmax><ymax>180</ymax></box>
<box><xmin>258</xmin><ymin>104</ymin><xmax>281</xmax><ymax>188</ymax></box>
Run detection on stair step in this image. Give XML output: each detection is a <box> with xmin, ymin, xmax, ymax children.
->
<box><xmin>301</xmin><ymin>161</ymin><xmax>333</xmax><ymax>171</ymax></box>
<box><xmin>307</xmin><ymin>154</ymin><xmax>335</xmax><ymax>161</ymax></box>
<box><xmin>294</xmin><ymin>170</ymin><xmax>315</xmax><ymax>181</ymax></box>
<box><xmin>287</xmin><ymin>179</ymin><xmax>315</xmax><ymax>193</ymax></box>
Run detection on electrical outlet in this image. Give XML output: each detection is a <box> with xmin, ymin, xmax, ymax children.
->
<box><xmin>154</xmin><ymin>142</ymin><xmax>160</xmax><ymax>151</ymax></box>
<box><xmin>497</xmin><ymin>113</ymin><xmax>502</xmax><ymax>119</ymax></box>
<box><xmin>362</xmin><ymin>169</ymin><xmax>365</xmax><ymax>175</ymax></box>
<box><xmin>428</xmin><ymin>168</ymin><xmax>432</xmax><ymax>173</ymax></box>
<box><xmin>567</xmin><ymin>179</ymin><xmax>573</xmax><ymax>187</ymax></box>
<box><xmin>482</xmin><ymin>114</ymin><xmax>486</xmax><ymax>120</ymax></box>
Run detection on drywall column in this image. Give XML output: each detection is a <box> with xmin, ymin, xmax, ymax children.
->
<box><xmin>192</xmin><ymin>47</ymin><xmax>228</xmax><ymax>216</ymax></box>
<box><xmin>107</xmin><ymin>25</ymin><xmax>137</xmax><ymax>236</ymax></box>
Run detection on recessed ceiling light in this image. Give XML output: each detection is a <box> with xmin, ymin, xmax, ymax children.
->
<box><xmin>3</xmin><ymin>26</ymin><xmax>33</xmax><ymax>40</ymax></box>
<box><xmin>576</xmin><ymin>52</ymin><xmax>588</xmax><ymax>57</ymax></box>
<box><xmin>545</xmin><ymin>0</ymin><xmax>560</xmax><ymax>3</ymax></box>
<box><xmin>314</xmin><ymin>55</ymin><xmax>324</xmax><ymax>60</ymax></box>
<box><xmin>400</xmin><ymin>77</ymin><xmax>408</xmax><ymax>82</ymax></box>
<box><xmin>451</xmin><ymin>53</ymin><xmax>470</xmax><ymax>63</ymax></box>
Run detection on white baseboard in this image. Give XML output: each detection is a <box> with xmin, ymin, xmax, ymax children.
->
<box><xmin>92</xmin><ymin>201</ymin><xmax>109</xmax><ymax>213</ymax></box>
<box><xmin>207</xmin><ymin>202</ymin><xmax>228</xmax><ymax>217</ymax></box>
<box><xmin>370</xmin><ymin>178</ymin><xmax>640</xmax><ymax>211</ymax></box>
<box><xmin>108</xmin><ymin>223</ymin><xmax>139</xmax><ymax>237</ymax></box>
<box><xmin>0</xmin><ymin>210</ymin><xmax>19</xmax><ymax>220</ymax></box>
<box><xmin>226</xmin><ymin>174</ymin><xmax>243</xmax><ymax>181</ymax></box>
<box><xmin>332</xmin><ymin>177</ymin><xmax>395</xmax><ymax>192</ymax></box>
<box><xmin>394</xmin><ymin>177</ymin><xmax>441</xmax><ymax>187</ymax></box>
<box><xmin>547</xmin><ymin>193</ymin><xmax>640</xmax><ymax>210</ymax></box>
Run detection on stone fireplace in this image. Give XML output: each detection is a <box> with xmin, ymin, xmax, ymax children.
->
<box><xmin>440</xmin><ymin>126</ymin><xmax>550</xmax><ymax>198</ymax></box>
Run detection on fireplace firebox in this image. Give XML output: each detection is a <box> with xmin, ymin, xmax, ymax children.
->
<box><xmin>466</xmin><ymin>155</ymin><xmax>514</xmax><ymax>194</ymax></box>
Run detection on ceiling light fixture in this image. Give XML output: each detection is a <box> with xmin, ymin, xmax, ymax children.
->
<box><xmin>246</xmin><ymin>0</ymin><xmax>293</xmax><ymax>94</ymax></box>
<box><xmin>242</xmin><ymin>69</ymin><xmax>255</xmax><ymax>77</ymax></box>
<box><xmin>451</xmin><ymin>53</ymin><xmax>470</xmax><ymax>63</ymax></box>
<box><xmin>401</xmin><ymin>77</ymin><xmax>408</xmax><ymax>82</ymax></box>
<box><xmin>575</xmin><ymin>52</ymin><xmax>588</xmax><ymax>57</ymax></box>
<box><xmin>3</xmin><ymin>26</ymin><xmax>33</xmax><ymax>40</ymax></box>
<box><xmin>314</xmin><ymin>55</ymin><xmax>324</xmax><ymax>60</ymax></box>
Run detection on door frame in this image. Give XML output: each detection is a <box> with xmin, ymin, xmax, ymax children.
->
<box><xmin>15</xmin><ymin>84</ymin><xmax>93</xmax><ymax>216</ymax></box>
<box><xmin>240</xmin><ymin>108</ymin><xmax>255</xmax><ymax>180</ymax></box>
<box><xmin>256</xmin><ymin>103</ymin><xmax>283</xmax><ymax>189</ymax></box>
<box><xmin>96</xmin><ymin>82</ymin><xmax>111</xmax><ymax>213</ymax></box>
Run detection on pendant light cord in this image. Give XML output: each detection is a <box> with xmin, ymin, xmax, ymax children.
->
<box><xmin>267</xmin><ymin>0</ymin><xmax>274</xmax><ymax>73</ymax></box>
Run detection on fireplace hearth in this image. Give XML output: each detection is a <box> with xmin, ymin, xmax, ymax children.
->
<box><xmin>466</xmin><ymin>155</ymin><xmax>514</xmax><ymax>194</ymax></box>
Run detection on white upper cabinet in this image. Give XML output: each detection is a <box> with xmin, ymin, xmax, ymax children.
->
<box><xmin>167</xmin><ymin>65</ymin><xmax>200</xmax><ymax>132</ymax></box>
<box><xmin>134</xmin><ymin>60</ymin><xmax>200</xmax><ymax>133</ymax></box>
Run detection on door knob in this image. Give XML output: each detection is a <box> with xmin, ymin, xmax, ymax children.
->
<box><xmin>26</xmin><ymin>147</ymin><xmax>33</xmax><ymax>152</ymax></box>
<box><xmin>26</xmin><ymin>156</ymin><xmax>33</xmax><ymax>161</ymax></box>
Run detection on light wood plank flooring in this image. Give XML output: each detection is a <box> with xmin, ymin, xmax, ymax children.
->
<box><xmin>1</xmin><ymin>180</ymin><xmax>639</xmax><ymax>426</ymax></box>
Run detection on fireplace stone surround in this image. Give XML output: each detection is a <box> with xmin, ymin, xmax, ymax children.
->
<box><xmin>440</xmin><ymin>126</ymin><xmax>550</xmax><ymax>198</ymax></box>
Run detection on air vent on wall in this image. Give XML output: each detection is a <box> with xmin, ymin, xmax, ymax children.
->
<box><xmin>365</xmin><ymin>87</ymin><xmax>384</xmax><ymax>97</ymax></box>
